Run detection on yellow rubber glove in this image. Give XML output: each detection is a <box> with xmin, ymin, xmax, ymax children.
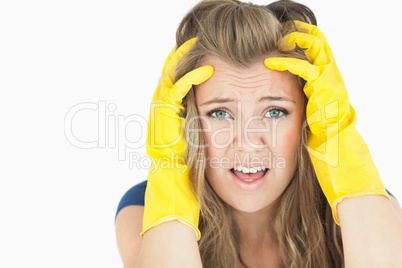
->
<box><xmin>264</xmin><ymin>21</ymin><xmax>390</xmax><ymax>225</ymax></box>
<box><xmin>140</xmin><ymin>38</ymin><xmax>214</xmax><ymax>240</ymax></box>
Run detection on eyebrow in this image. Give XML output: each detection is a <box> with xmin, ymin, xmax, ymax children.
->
<box><xmin>200</xmin><ymin>95</ymin><xmax>296</xmax><ymax>106</ymax></box>
<box><xmin>260</xmin><ymin>95</ymin><xmax>296</xmax><ymax>104</ymax></box>
<box><xmin>200</xmin><ymin>97</ymin><xmax>234</xmax><ymax>107</ymax></box>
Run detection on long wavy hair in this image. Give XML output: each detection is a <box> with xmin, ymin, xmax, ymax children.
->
<box><xmin>170</xmin><ymin>0</ymin><xmax>344</xmax><ymax>267</ymax></box>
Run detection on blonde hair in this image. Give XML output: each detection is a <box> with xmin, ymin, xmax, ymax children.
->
<box><xmin>171</xmin><ymin>0</ymin><xmax>344</xmax><ymax>267</ymax></box>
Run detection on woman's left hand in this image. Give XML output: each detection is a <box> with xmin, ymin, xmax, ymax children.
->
<box><xmin>264</xmin><ymin>21</ymin><xmax>390</xmax><ymax>225</ymax></box>
<box><xmin>142</xmin><ymin>38</ymin><xmax>214</xmax><ymax>241</ymax></box>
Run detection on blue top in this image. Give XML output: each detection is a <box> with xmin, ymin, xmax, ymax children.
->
<box><xmin>115</xmin><ymin>180</ymin><xmax>396</xmax><ymax>221</ymax></box>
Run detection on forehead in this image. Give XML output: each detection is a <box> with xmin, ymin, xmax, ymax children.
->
<box><xmin>195</xmin><ymin>55</ymin><xmax>303</xmax><ymax>103</ymax></box>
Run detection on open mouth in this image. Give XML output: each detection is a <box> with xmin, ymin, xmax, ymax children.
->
<box><xmin>230</xmin><ymin>167</ymin><xmax>268</xmax><ymax>182</ymax></box>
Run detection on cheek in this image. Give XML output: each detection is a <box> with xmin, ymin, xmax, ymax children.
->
<box><xmin>201</xmin><ymin>121</ymin><xmax>232</xmax><ymax>184</ymax></box>
<box><xmin>201</xmin><ymin>120</ymin><xmax>233</xmax><ymax>155</ymax></box>
<box><xmin>271</xmin><ymin>119</ymin><xmax>302</xmax><ymax>163</ymax></box>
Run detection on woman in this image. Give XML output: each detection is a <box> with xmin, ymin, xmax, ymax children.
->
<box><xmin>115</xmin><ymin>0</ymin><xmax>402</xmax><ymax>267</ymax></box>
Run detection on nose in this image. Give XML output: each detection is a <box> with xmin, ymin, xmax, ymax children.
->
<box><xmin>232</xmin><ymin>114</ymin><xmax>270</xmax><ymax>153</ymax></box>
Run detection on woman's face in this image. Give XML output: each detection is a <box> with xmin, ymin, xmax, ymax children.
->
<box><xmin>195</xmin><ymin>55</ymin><xmax>305</xmax><ymax>213</ymax></box>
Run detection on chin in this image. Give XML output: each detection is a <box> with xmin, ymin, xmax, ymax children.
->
<box><xmin>229</xmin><ymin>195</ymin><xmax>276</xmax><ymax>214</ymax></box>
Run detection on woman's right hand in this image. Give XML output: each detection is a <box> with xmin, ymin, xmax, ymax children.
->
<box><xmin>141</xmin><ymin>38</ymin><xmax>214</xmax><ymax>241</ymax></box>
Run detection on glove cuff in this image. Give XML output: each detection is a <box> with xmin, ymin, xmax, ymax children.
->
<box><xmin>141</xmin><ymin>163</ymin><xmax>201</xmax><ymax>240</ymax></box>
<box><xmin>327</xmin><ymin>165</ymin><xmax>390</xmax><ymax>225</ymax></box>
<box><xmin>140</xmin><ymin>215</ymin><xmax>201</xmax><ymax>241</ymax></box>
<box><xmin>331</xmin><ymin>190</ymin><xmax>390</xmax><ymax>226</ymax></box>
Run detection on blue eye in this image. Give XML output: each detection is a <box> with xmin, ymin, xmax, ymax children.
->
<box><xmin>265</xmin><ymin>107</ymin><xmax>288</xmax><ymax>118</ymax></box>
<box><xmin>207</xmin><ymin>108</ymin><xmax>230</xmax><ymax>119</ymax></box>
<box><xmin>206</xmin><ymin>107</ymin><xmax>288</xmax><ymax>120</ymax></box>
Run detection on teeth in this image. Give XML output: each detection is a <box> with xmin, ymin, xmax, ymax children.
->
<box><xmin>234</xmin><ymin>165</ymin><xmax>266</xmax><ymax>174</ymax></box>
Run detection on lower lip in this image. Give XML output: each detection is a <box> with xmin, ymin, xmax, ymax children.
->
<box><xmin>229</xmin><ymin>169</ymin><xmax>269</xmax><ymax>191</ymax></box>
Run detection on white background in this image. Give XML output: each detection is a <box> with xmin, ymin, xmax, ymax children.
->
<box><xmin>1</xmin><ymin>0</ymin><xmax>401</xmax><ymax>267</ymax></box>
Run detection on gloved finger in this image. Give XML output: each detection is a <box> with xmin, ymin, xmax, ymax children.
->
<box><xmin>162</xmin><ymin>45</ymin><xmax>177</xmax><ymax>75</ymax></box>
<box><xmin>279</xmin><ymin>32</ymin><xmax>328</xmax><ymax>66</ymax></box>
<box><xmin>293</xmin><ymin>20</ymin><xmax>327</xmax><ymax>42</ymax></box>
<box><xmin>161</xmin><ymin>38</ymin><xmax>197</xmax><ymax>89</ymax></box>
<box><xmin>264</xmin><ymin>57</ymin><xmax>319</xmax><ymax>87</ymax></box>
<box><xmin>163</xmin><ymin>38</ymin><xmax>197</xmax><ymax>78</ymax></box>
<box><xmin>167</xmin><ymin>65</ymin><xmax>214</xmax><ymax>109</ymax></box>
